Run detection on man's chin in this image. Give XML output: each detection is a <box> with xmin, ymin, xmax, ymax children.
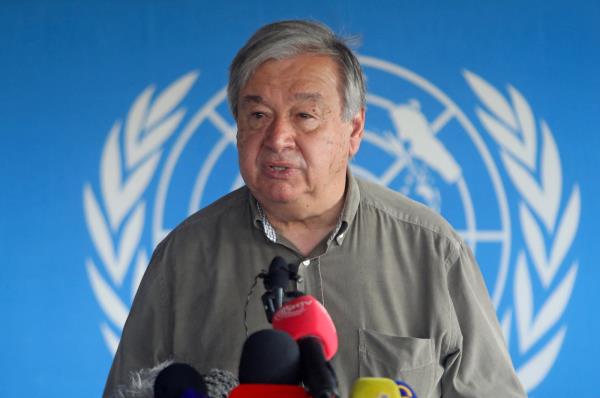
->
<box><xmin>253</xmin><ymin>186</ymin><xmax>302</xmax><ymax>206</ymax></box>
<box><xmin>263</xmin><ymin>192</ymin><xmax>299</xmax><ymax>204</ymax></box>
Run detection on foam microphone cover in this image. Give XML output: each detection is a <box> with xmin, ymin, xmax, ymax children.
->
<box><xmin>350</xmin><ymin>378</ymin><xmax>402</xmax><ymax>398</ymax></box>
<box><xmin>272</xmin><ymin>295</ymin><xmax>338</xmax><ymax>360</ymax></box>
<box><xmin>238</xmin><ymin>329</ymin><xmax>301</xmax><ymax>385</ymax></box>
<box><xmin>265</xmin><ymin>256</ymin><xmax>291</xmax><ymax>291</ymax></box>
<box><xmin>154</xmin><ymin>362</ymin><xmax>207</xmax><ymax>398</ymax></box>
<box><xmin>204</xmin><ymin>369</ymin><xmax>239</xmax><ymax>398</ymax></box>
<box><xmin>228</xmin><ymin>384</ymin><xmax>311</xmax><ymax>398</ymax></box>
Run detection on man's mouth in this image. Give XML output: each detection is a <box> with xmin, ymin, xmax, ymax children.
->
<box><xmin>270</xmin><ymin>166</ymin><xmax>288</xmax><ymax>171</ymax></box>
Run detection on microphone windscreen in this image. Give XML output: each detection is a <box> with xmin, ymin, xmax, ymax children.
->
<box><xmin>238</xmin><ymin>329</ymin><xmax>301</xmax><ymax>385</ymax></box>
<box><xmin>228</xmin><ymin>384</ymin><xmax>311</xmax><ymax>398</ymax></box>
<box><xmin>272</xmin><ymin>295</ymin><xmax>338</xmax><ymax>360</ymax></box>
<box><xmin>112</xmin><ymin>360</ymin><xmax>174</xmax><ymax>398</ymax></box>
<box><xmin>154</xmin><ymin>362</ymin><xmax>207</xmax><ymax>398</ymax></box>
<box><xmin>204</xmin><ymin>369</ymin><xmax>239</xmax><ymax>398</ymax></box>
<box><xmin>350</xmin><ymin>378</ymin><xmax>402</xmax><ymax>398</ymax></box>
<box><xmin>266</xmin><ymin>256</ymin><xmax>290</xmax><ymax>290</ymax></box>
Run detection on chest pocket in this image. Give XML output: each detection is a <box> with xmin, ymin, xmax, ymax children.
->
<box><xmin>359</xmin><ymin>328</ymin><xmax>436</xmax><ymax>398</ymax></box>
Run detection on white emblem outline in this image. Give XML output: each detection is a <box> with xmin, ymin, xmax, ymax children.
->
<box><xmin>83</xmin><ymin>59</ymin><xmax>580</xmax><ymax>393</ymax></box>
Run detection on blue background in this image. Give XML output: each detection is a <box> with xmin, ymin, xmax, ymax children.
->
<box><xmin>1</xmin><ymin>1</ymin><xmax>598</xmax><ymax>396</ymax></box>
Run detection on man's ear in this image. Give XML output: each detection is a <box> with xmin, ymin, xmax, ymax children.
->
<box><xmin>348</xmin><ymin>107</ymin><xmax>365</xmax><ymax>158</ymax></box>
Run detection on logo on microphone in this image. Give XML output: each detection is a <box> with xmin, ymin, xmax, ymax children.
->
<box><xmin>273</xmin><ymin>299</ymin><xmax>313</xmax><ymax>320</ymax></box>
<box><xmin>84</xmin><ymin>57</ymin><xmax>581</xmax><ymax>394</ymax></box>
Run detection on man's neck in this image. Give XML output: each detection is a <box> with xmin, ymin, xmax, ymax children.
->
<box><xmin>260</xmin><ymin>193</ymin><xmax>345</xmax><ymax>256</ymax></box>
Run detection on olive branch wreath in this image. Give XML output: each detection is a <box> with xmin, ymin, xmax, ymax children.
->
<box><xmin>465</xmin><ymin>71</ymin><xmax>580</xmax><ymax>392</ymax></box>
<box><xmin>83</xmin><ymin>71</ymin><xmax>198</xmax><ymax>353</ymax></box>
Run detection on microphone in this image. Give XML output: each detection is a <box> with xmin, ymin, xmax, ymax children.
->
<box><xmin>258</xmin><ymin>259</ymin><xmax>340</xmax><ymax>398</ymax></box>
<box><xmin>272</xmin><ymin>294</ymin><xmax>338</xmax><ymax>360</ymax></box>
<box><xmin>228</xmin><ymin>384</ymin><xmax>311</xmax><ymax>398</ymax></box>
<box><xmin>153</xmin><ymin>363</ymin><xmax>207</xmax><ymax>398</ymax></box>
<box><xmin>230</xmin><ymin>329</ymin><xmax>310</xmax><ymax>398</ymax></box>
<box><xmin>238</xmin><ymin>329</ymin><xmax>301</xmax><ymax>385</ymax></box>
<box><xmin>261</xmin><ymin>256</ymin><xmax>298</xmax><ymax>322</ymax></box>
<box><xmin>298</xmin><ymin>337</ymin><xmax>339</xmax><ymax>398</ymax></box>
<box><xmin>350</xmin><ymin>378</ymin><xmax>401</xmax><ymax>398</ymax></box>
<box><xmin>271</xmin><ymin>295</ymin><xmax>340</xmax><ymax>398</ymax></box>
<box><xmin>350</xmin><ymin>378</ymin><xmax>417</xmax><ymax>398</ymax></box>
<box><xmin>110</xmin><ymin>361</ymin><xmax>238</xmax><ymax>398</ymax></box>
<box><xmin>395</xmin><ymin>380</ymin><xmax>418</xmax><ymax>398</ymax></box>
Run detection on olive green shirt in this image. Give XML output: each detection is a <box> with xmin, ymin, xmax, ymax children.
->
<box><xmin>104</xmin><ymin>174</ymin><xmax>525</xmax><ymax>397</ymax></box>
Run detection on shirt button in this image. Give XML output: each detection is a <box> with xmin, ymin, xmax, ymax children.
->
<box><xmin>302</xmin><ymin>260</ymin><xmax>310</xmax><ymax>267</ymax></box>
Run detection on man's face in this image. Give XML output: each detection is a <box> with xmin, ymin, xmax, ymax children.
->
<box><xmin>236</xmin><ymin>54</ymin><xmax>364</xmax><ymax>214</ymax></box>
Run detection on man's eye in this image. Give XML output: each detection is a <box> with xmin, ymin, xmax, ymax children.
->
<box><xmin>252</xmin><ymin>112</ymin><xmax>265</xmax><ymax>119</ymax></box>
<box><xmin>298</xmin><ymin>113</ymin><xmax>313</xmax><ymax>119</ymax></box>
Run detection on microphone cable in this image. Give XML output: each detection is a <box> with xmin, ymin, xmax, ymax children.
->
<box><xmin>243</xmin><ymin>271</ymin><xmax>263</xmax><ymax>337</ymax></box>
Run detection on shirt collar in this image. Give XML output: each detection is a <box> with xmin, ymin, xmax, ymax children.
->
<box><xmin>336</xmin><ymin>168</ymin><xmax>361</xmax><ymax>244</ymax></box>
<box><xmin>255</xmin><ymin>200</ymin><xmax>278</xmax><ymax>243</ymax></box>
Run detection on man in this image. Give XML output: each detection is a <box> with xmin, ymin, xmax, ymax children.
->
<box><xmin>104</xmin><ymin>20</ymin><xmax>526</xmax><ymax>397</ymax></box>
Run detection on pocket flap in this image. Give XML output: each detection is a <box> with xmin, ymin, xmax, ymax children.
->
<box><xmin>359</xmin><ymin>328</ymin><xmax>436</xmax><ymax>397</ymax></box>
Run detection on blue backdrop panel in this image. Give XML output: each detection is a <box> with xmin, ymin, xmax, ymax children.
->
<box><xmin>1</xmin><ymin>1</ymin><xmax>598</xmax><ymax>396</ymax></box>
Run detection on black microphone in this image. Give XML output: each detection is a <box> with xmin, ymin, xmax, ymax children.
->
<box><xmin>261</xmin><ymin>256</ymin><xmax>297</xmax><ymax>322</ymax></box>
<box><xmin>154</xmin><ymin>363</ymin><xmax>207</xmax><ymax>398</ymax></box>
<box><xmin>230</xmin><ymin>329</ymin><xmax>310</xmax><ymax>398</ymax></box>
<box><xmin>238</xmin><ymin>329</ymin><xmax>301</xmax><ymax>385</ymax></box>
<box><xmin>298</xmin><ymin>337</ymin><xmax>340</xmax><ymax>398</ymax></box>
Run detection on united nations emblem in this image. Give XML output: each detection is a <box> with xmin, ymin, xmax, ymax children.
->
<box><xmin>83</xmin><ymin>57</ymin><xmax>580</xmax><ymax>394</ymax></box>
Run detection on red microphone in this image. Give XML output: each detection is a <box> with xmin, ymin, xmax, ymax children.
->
<box><xmin>228</xmin><ymin>384</ymin><xmax>311</xmax><ymax>398</ymax></box>
<box><xmin>272</xmin><ymin>294</ymin><xmax>338</xmax><ymax>361</ymax></box>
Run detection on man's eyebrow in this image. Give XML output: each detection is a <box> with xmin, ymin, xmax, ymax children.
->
<box><xmin>293</xmin><ymin>92</ymin><xmax>323</xmax><ymax>102</ymax></box>
<box><xmin>240</xmin><ymin>92</ymin><xmax>323</xmax><ymax>106</ymax></box>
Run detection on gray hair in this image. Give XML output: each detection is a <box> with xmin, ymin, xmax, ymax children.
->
<box><xmin>228</xmin><ymin>20</ymin><xmax>365</xmax><ymax>122</ymax></box>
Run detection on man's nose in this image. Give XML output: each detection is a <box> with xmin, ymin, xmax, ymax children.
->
<box><xmin>264</xmin><ymin>116</ymin><xmax>295</xmax><ymax>151</ymax></box>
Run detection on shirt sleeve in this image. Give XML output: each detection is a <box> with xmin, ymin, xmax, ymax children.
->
<box><xmin>441</xmin><ymin>241</ymin><xmax>527</xmax><ymax>397</ymax></box>
<box><xmin>102</xmin><ymin>241</ymin><xmax>173</xmax><ymax>398</ymax></box>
